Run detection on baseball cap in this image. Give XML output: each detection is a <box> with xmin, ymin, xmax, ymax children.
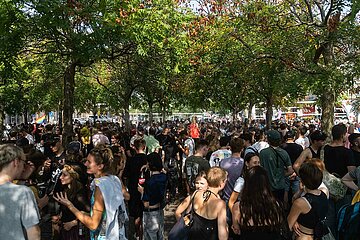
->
<box><xmin>266</xmin><ymin>130</ymin><xmax>281</xmax><ymax>141</ymax></box>
<box><xmin>67</xmin><ymin>141</ymin><xmax>81</xmax><ymax>154</ymax></box>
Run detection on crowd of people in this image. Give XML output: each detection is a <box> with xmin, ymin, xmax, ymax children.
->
<box><xmin>1</xmin><ymin>117</ymin><xmax>360</xmax><ymax>240</ymax></box>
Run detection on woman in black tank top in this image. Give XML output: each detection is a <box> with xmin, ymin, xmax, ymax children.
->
<box><xmin>288</xmin><ymin>161</ymin><xmax>329</xmax><ymax>239</ymax></box>
<box><xmin>188</xmin><ymin>167</ymin><xmax>228</xmax><ymax>240</ymax></box>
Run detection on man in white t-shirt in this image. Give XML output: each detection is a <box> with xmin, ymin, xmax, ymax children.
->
<box><xmin>244</xmin><ymin>130</ymin><xmax>269</xmax><ymax>157</ymax></box>
<box><xmin>0</xmin><ymin>144</ymin><xmax>40</xmax><ymax>240</ymax></box>
<box><xmin>295</xmin><ymin>126</ymin><xmax>310</xmax><ymax>149</ymax></box>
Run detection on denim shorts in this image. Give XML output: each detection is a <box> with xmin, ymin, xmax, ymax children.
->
<box><xmin>143</xmin><ymin>209</ymin><xmax>164</xmax><ymax>240</ymax></box>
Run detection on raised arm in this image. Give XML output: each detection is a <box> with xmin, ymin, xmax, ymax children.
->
<box><xmin>54</xmin><ymin>187</ymin><xmax>105</xmax><ymax>231</ymax></box>
<box><xmin>293</xmin><ymin>149</ymin><xmax>310</xmax><ymax>174</ymax></box>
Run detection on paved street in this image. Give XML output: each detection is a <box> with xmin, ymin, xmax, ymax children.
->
<box><xmin>164</xmin><ymin>200</ymin><xmax>180</xmax><ymax>238</ymax></box>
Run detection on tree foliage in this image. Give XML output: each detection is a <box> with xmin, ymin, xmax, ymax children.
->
<box><xmin>0</xmin><ymin>0</ymin><xmax>359</xmax><ymax>133</ymax></box>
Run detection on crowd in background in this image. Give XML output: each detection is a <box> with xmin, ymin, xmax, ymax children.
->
<box><xmin>1</xmin><ymin>117</ymin><xmax>360</xmax><ymax>240</ymax></box>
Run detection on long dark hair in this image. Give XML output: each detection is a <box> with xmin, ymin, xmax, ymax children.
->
<box><xmin>242</xmin><ymin>152</ymin><xmax>259</xmax><ymax>177</ymax></box>
<box><xmin>239</xmin><ymin>166</ymin><xmax>284</xmax><ymax>230</ymax></box>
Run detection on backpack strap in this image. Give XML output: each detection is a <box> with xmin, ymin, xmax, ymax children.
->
<box><xmin>319</xmin><ymin>144</ymin><xmax>327</xmax><ymax>161</ymax></box>
<box><xmin>247</xmin><ymin>146</ymin><xmax>258</xmax><ymax>154</ymax></box>
<box><xmin>270</xmin><ymin>146</ymin><xmax>287</xmax><ymax>168</ymax></box>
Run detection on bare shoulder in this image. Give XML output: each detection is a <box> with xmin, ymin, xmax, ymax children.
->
<box><xmin>211</xmin><ymin>198</ymin><xmax>226</xmax><ymax>211</ymax></box>
<box><xmin>292</xmin><ymin>196</ymin><xmax>310</xmax><ymax>212</ymax></box>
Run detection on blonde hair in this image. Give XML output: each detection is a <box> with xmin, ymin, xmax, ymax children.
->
<box><xmin>62</xmin><ymin>164</ymin><xmax>80</xmax><ymax>180</ymax></box>
<box><xmin>206</xmin><ymin>167</ymin><xmax>227</xmax><ymax>188</ymax></box>
<box><xmin>0</xmin><ymin>144</ymin><xmax>24</xmax><ymax>171</ymax></box>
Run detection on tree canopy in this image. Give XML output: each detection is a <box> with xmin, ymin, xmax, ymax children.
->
<box><xmin>0</xmin><ymin>0</ymin><xmax>359</xmax><ymax>134</ymax></box>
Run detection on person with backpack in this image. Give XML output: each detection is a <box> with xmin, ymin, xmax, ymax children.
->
<box><xmin>239</xmin><ymin>133</ymin><xmax>253</xmax><ymax>158</ymax></box>
<box><xmin>243</xmin><ymin>130</ymin><xmax>269</xmax><ymax>157</ymax></box>
<box><xmin>260</xmin><ymin>130</ymin><xmax>294</xmax><ymax>203</ymax></box>
<box><xmin>178</xmin><ymin>130</ymin><xmax>195</xmax><ymax>195</ymax></box>
<box><xmin>162</xmin><ymin>136</ymin><xmax>180</xmax><ymax>203</ymax></box>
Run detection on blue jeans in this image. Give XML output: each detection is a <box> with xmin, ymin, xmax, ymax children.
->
<box><xmin>143</xmin><ymin>209</ymin><xmax>164</xmax><ymax>240</ymax></box>
<box><xmin>285</xmin><ymin>176</ymin><xmax>300</xmax><ymax>194</ymax></box>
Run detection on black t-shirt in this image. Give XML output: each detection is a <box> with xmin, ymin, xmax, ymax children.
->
<box><xmin>41</xmin><ymin>133</ymin><xmax>58</xmax><ymax>158</ymax></box>
<box><xmin>324</xmin><ymin>145</ymin><xmax>355</xmax><ymax>177</ymax></box>
<box><xmin>123</xmin><ymin>153</ymin><xmax>148</xmax><ymax>195</ymax></box>
<box><xmin>52</xmin><ymin>151</ymin><xmax>66</xmax><ymax>165</ymax></box>
<box><xmin>163</xmin><ymin>139</ymin><xmax>178</xmax><ymax>161</ymax></box>
<box><xmin>281</xmin><ymin>143</ymin><xmax>303</xmax><ymax>164</ymax></box>
<box><xmin>156</xmin><ymin>134</ymin><xmax>171</xmax><ymax>148</ymax></box>
<box><xmin>351</xmin><ymin>149</ymin><xmax>360</xmax><ymax>167</ymax></box>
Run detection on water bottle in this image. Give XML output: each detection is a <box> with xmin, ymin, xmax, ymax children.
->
<box><xmin>78</xmin><ymin>222</ymin><xmax>84</xmax><ymax>237</ymax></box>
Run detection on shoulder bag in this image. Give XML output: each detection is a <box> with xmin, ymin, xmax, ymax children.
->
<box><xmin>168</xmin><ymin>192</ymin><xmax>197</xmax><ymax>240</ymax></box>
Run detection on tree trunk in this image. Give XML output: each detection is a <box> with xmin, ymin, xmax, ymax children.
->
<box><xmin>123</xmin><ymin>101</ymin><xmax>131</xmax><ymax>133</ymax></box>
<box><xmin>248</xmin><ymin>102</ymin><xmax>254</xmax><ymax>122</ymax></box>
<box><xmin>148</xmin><ymin>101</ymin><xmax>154</xmax><ymax>124</ymax></box>
<box><xmin>320</xmin><ymin>39</ymin><xmax>335</xmax><ymax>139</ymax></box>
<box><xmin>58</xmin><ymin>104</ymin><xmax>63</xmax><ymax>129</ymax></box>
<box><xmin>23</xmin><ymin>107</ymin><xmax>28</xmax><ymax>124</ymax></box>
<box><xmin>161</xmin><ymin>104</ymin><xmax>166</xmax><ymax>124</ymax></box>
<box><xmin>320</xmin><ymin>89</ymin><xmax>335</xmax><ymax>139</ymax></box>
<box><xmin>265</xmin><ymin>98</ymin><xmax>273</xmax><ymax>129</ymax></box>
<box><xmin>62</xmin><ymin>62</ymin><xmax>76</xmax><ymax>147</ymax></box>
<box><xmin>232</xmin><ymin>107</ymin><xmax>238</xmax><ymax>122</ymax></box>
<box><xmin>0</xmin><ymin>104</ymin><xmax>5</xmax><ymax>143</ymax></box>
